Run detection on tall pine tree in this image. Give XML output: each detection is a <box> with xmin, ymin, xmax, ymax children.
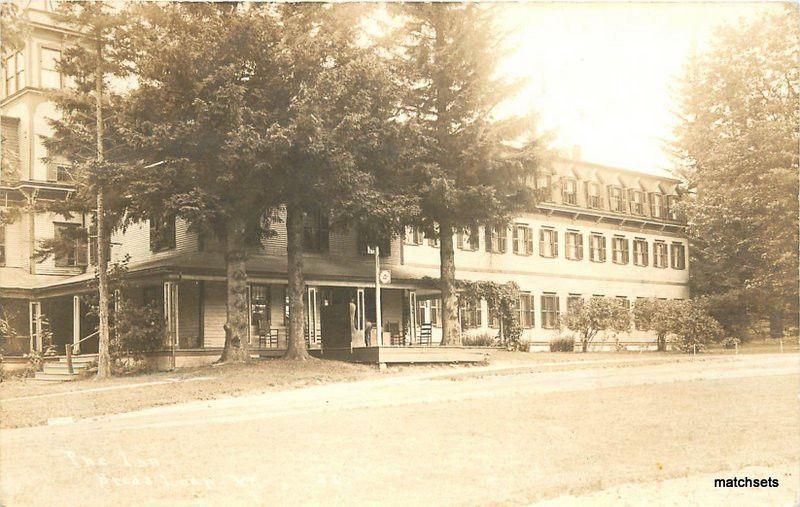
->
<box><xmin>390</xmin><ymin>4</ymin><xmax>540</xmax><ymax>345</ymax></box>
<box><xmin>673</xmin><ymin>7</ymin><xmax>799</xmax><ymax>339</ymax></box>
<box><xmin>42</xmin><ymin>1</ymin><xmax>132</xmax><ymax>378</ymax></box>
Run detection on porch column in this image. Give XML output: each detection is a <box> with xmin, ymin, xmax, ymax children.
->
<box><xmin>164</xmin><ymin>282</ymin><xmax>179</xmax><ymax>364</ymax></box>
<box><xmin>408</xmin><ymin>291</ymin><xmax>417</xmax><ymax>344</ymax></box>
<box><xmin>28</xmin><ymin>301</ymin><xmax>41</xmax><ymax>352</ymax></box>
<box><xmin>72</xmin><ymin>295</ymin><xmax>81</xmax><ymax>354</ymax></box>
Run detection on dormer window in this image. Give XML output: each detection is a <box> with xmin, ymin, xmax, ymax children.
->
<box><xmin>586</xmin><ymin>182</ymin><xmax>602</xmax><ymax>209</ymax></box>
<box><xmin>649</xmin><ymin>192</ymin><xmax>665</xmax><ymax>218</ymax></box>
<box><xmin>608</xmin><ymin>185</ymin><xmax>626</xmax><ymax>213</ymax></box>
<box><xmin>561</xmin><ymin>177</ymin><xmax>578</xmax><ymax>205</ymax></box>
<box><xmin>628</xmin><ymin>189</ymin><xmax>645</xmax><ymax>215</ymax></box>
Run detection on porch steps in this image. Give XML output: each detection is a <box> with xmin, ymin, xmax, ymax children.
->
<box><xmin>34</xmin><ymin>354</ymin><xmax>98</xmax><ymax>382</ymax></box>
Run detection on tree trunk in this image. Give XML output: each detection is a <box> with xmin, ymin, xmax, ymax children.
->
<box><xmin>284</xmin><ymin>203</ymin><xmax>310</xmax><ymax>361</ymax></box>
<box><xmin>657</xmin><ymin>334</ymin><xmax>666</xmax><ymax>352</ymax></box>
<box><xmin>94</xmin><ymin>46</ymin><xmax>111</xmax><ymax>380</ymax></box>
<box><xmin>218</xmin><ymin>217</ymin><xmax>250</xmax><ymax>363</ymax></box>
<box><xmin>439</xmin><ymin>222</ymin><xmax>461</xmax><ymax>346</ymax></box>
<box><xmin>769</xmin><ymin>306</ymin><xmax>784</xmax><ymax>339</ymax></box>
<box><xmin>95</xmin><ymin>190</ymin><xmax>112</xmax><ymax>378</ymax></box>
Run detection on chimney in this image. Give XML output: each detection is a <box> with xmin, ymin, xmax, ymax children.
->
<box><xmin>571</xmin><ymin>145</ymin><xmax>582</xmax><ymax>160</ymax></box>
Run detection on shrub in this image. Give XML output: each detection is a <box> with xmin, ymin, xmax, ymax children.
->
<box><xmin>550</xmin><ymin>337</ymin><xmax>575</xmax><ymax>352</ymax></box>
<box><xmin>635</xmin><ymin>297</ymin><xmax>725</xmax><ymax>353</ymax></box>
<box><xmin>110</xmin><ymin>300</ymin><xmax>165</xmax><ymax>362</ymax></box>
<box><xmin>561</xmin><ymin>297</ymin><xmax>631</xmax><ymax>352</ymax></box>
<box><xmin>462</xmin><ymin>331</ymin><xmax>498</xmax><ymax>347</ymax></box>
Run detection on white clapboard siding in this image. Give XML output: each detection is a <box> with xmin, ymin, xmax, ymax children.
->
<box><xmin>202</xmin><ymin>282</ymin><xmax>227</xmax><ymax>348</ymax></box>
<box><xmin>112</xmin><ymin>217</ymin><xmax>199</xmax><ymax>264</ymax></box>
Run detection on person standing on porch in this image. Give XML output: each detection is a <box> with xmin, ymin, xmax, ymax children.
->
<box><xmin>364</xmin><ymin>320</ymin><xmax>373</xmax><ymax>347</ymax></box>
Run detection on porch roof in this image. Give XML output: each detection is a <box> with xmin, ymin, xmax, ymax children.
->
<box><xmin>7</xmin><ymin>251</ymin><xmax>438</xmax><ymax>298</ymax></box>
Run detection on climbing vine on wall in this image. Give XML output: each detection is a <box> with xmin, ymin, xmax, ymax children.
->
<box><xmin>457</xmin><ymin>280</ymin><xmax>524</xmax><ymax>350</ymax></box>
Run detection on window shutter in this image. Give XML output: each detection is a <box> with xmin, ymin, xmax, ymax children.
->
<box><xmin>583</xmin><ymin>181</ymin><xmax>590</xmax><ymax>207</ymax></box>
<box><xmin>525</xmin><ymin>227</ymin><xmax>533</xmax><ymax>255</ymax></box>
<box><xmin>512</xmin><ymin>226</ymin><xmax>519</xmax><ymax>254</ymax></box>
<box><xmin>485</xmin><ymin>227</ymin><xmax>493</xmax><ymax>253</ymax></box>
<box><xmin>539</xmin><ymin>229</ymin><xmax>545</xmax><ymax>255</ymax></box>
<box><xmin>551</xmin><ymin>230</ymin><xmax>558</xmax><ymax>256</ymax></box>
<box><xmin>576</xmin><ymin>234</ymin><xmax>583</xmax><ymax>260</ymax></box>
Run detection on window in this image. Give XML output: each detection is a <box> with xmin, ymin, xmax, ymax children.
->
<box><xmin>404</xmin><ymin>226</ymin><xmax>423</xmax><ymax>245</ymax></box>
<box><xmin>671</xmin><ymin>242</ymin><xmax>686</xmax><ymax>270</ymax></box>
<box><xmin>633</xmin><ymin>239</ymin><xmax>649</xmax><ymax>267</ymax></box>
<box><xmin>589</xmin><ymin>233</ymin><xmax>606</xmax><ymax>262</ymax></box>
<box><xmin>541</xmin><ymin>293</ymin><xmax>560</xmax><ymax>329</ymax></box>
<box><xmin>249</xmin><ymin>284</ymin><xmax>271</xmax><ymax>336</ymax></box>
<box><xmin>565</xmin><ymin>231</ymin><xmax>583</xmax><ymax>260</ymax></box>
<box><xmin>608</xmin><ymin>185</ymin><xmax>626</xmax><ymax>213</ymax></box>
<box><xmin>616</xmin><ymin>296</ymin><xmax>631</xmax><ymax>312</ymax></box>
<box><xmin>4</xmin><ymin>52</ymin><xmax>25</xmax><ymax>96</ymax></box>
<box><xmin>512</xmin><ymin>224</ymin><xmax>533</xmax><ymax>256</ymax></box>
<box><xmin>485</xmin><ymin>226</ymin><xmax>507</xmax><ymax>254</ymax></box>
<box><xmin>665</xmin><ymin>195</ymin><xmax>679</xmax><ymax>221</ymax></box>
<box><xmin>612</xmin><ymin>236</ymin><xmax>629</xmax><ymax>264</ymax></box>
<box><xmin>539</xmin><ymin>228</ymin><xmax>558</xmax><ymax>258</ymax></box>
<box><xmin>417</xmin><ymin>298</ymin><xmax>441</xmax><ymax>327</ymax></box>
<box><xmin>304</xmin><ymin>210</ymin><xmax>329</xmax><ymax>253</ymax></box>
<box><xmin>586</xmin><ymin>182</ymin><xmax>602</xmax><ymax>209</ymax></box>
<box><xmin>457</xmin><ymin>226</ymin><xmax>480</xmax><ymax>251</ymax></box>
<box><xmin>357</xmin><ymin>227</ymin><xmax>391</xmax><ymax>257</ymax></box>
<box><xmin>0</xmin><ymin>224</ymin><xmax>5</xmax><ymax>266</ymax></box>
<box><xmin>628</xmin><ymin>189</ymin><xmax>645</xmax><ymax>215</ymax></box>
<box><xmin>426</xmin><ymin>226</ymin><xmax>439</xmax><ymax>248</ymax></box>
<box><xmin>561</xmin><ymin>177</ymin><xmax>578</xmax><ymax>205</ymax></box>
<box><xmin>517</xmin><ymin>292</ymin><xmax>534</xmax><ymax>329</ymax></box>
<box><xmin>54</xmin><ymin>223</ymin><xmax>88</xmax><ymax>267</ymax></box>
<box><xmin>566</xmin><ymin>294</ymin><xmax>583</xmax><ymax>312</ymax></box>
<box><xmin>653</xmin><ymin>241</ymin><xmax>668</xmax><ymax>268</ymax></box>
<box><xmin>429</xmin><ymin>298</ymin><xmax>441</xmax><ymax>327</ymax></box>
<box><xmin>150</xmin><ymin>215</ymin><xmax>176</xmax><ymax>252</ymax></box>
<box><xmin>40</xmin><ymin>47</ymin><xmax>62</xmax><ymax>89</ymax></box>
<box><xmin>650</xmin><ymin>193</ymin><xmax>665</xmax><ymax>219</ymax></box>
<box><xmin>460</xmin><ymin>300</ymin><xmax>482</xmax><ymax>329</ymax></box>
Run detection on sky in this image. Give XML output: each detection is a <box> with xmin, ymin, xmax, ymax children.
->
<box><xmin>495</xmin><ymin>1</ymin><xmax>784</xmax><ymax>177</ymax></box>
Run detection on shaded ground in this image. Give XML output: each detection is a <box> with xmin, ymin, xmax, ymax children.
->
<box><xmin>1</xmin><ymin>353</ymin><xmax>797</xmax><ymax>506</ymax></box>
<box><xmin>1</xmin><ymin>345</ymin><xmax>796</xmax><ymax>429</ymax></box>
<box><xmin>0</xmin><ymin>350</ymin><xmax>679</xmax><ymax>429</ymax></box>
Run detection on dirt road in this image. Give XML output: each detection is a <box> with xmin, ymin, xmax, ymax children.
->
<box><xmin>2</xmin><ymin>353</ymin><xmax>797</xmax><ymax>506</ymax></box>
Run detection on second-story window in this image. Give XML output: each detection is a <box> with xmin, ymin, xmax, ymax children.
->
<box><xmin>404</xmin><ymin>226</ymin><xmax>423</xmax><ymax>246</ymax></box>
<box><xmin>356</xmin><ymin>227</ymin><xmax>391</xmax><ymax>257</ymax></box>
<box><xmin>612</xmin><ymin>236</ymin><xmax>629</xmax><ymax>264</ymax></box>
<box><xmin>589</xmin><ymin>233</ymin><xmax>606</xmax><ymax>262</ymax></box>
<box><xmin>457</xmin><ymin>226</ymin><xmax>480</xmax><ymax>251</ymax></box>
<box><xmin>539</xmin><ymin>228</ymin><xmax>558</xmax><ymax>258</ymax></box>
<box><xmin>4</xmin><ymin>52</ymin><xmax>25</xmax><ymax>96</ymax></box>
<box><xmin>40</xmin><ymin>47</ymin><xmax>62</xmax><ymax>89</ymax></box>
<box><xmin>653</xmin><ymin>241</ymin><xmax>668</xmax><ymax>268</ymax></box>
<box><xmin>608</xmin><ymin>185</ymin><xmax>626</xmax><ymax>213</ymax></box>
<box><xmin>485</xmin><ymin>225</ymin><xmax>507</xmax><ymax>254</ymax></box>
<box><xmin>561</xmin><ymin>178</ymin><xmax>578</xmax><ymax>205</ymax></box>
<box><xmin>586</xmin><ymin>182</ymin><xmax>602</xmax><ymax>209</ymax></box>
<box><xmin>565</xmin><ymin>231</ymin><xmax>583</xmax><ymax>260</ymax></box>
<box><xmin>54</xmin><ymin>223</ymin><xmax>88</xmax><ymax>267</ymax></box>
<box><xmin>633</xmin><ymin>238</ymin><xmax>649</xmax><ymax>266</ymax></box>
<box><xmin>671</xmin><ymin>242</ymin><xmax>686</xmax><ymax>270</ymax></box>
<box><xmin>0</xmin><ymin>224</ymin><xmax>5</xmax><ymax>266</ymax></box>
<box><xmin>628</xmin><ymin>189</ymin><xmax>645</xmax><ymax>215</ymax></box>
<box><xmin>650</xmin><ymin>193</ymin><xmax>665</xmax><ymax>219</ymax></box>
<box><xmin>512</xmin><ymin>224</ymin><xmax>533</xmax><ymax>255</ymax></box>
<box><xmin>150</xmin><ymin>215</ymin><xmax>176</xmax><ymax>252</ymax></box>
<box><xmin>540</xmin><ymin>293</ymin><xmax>560</xmax><ymax>329</ymax></box>
<box><xmin>303</xmin><ymin>210</ymin><xmax>329</xmax><ymax>253</ymax></box>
